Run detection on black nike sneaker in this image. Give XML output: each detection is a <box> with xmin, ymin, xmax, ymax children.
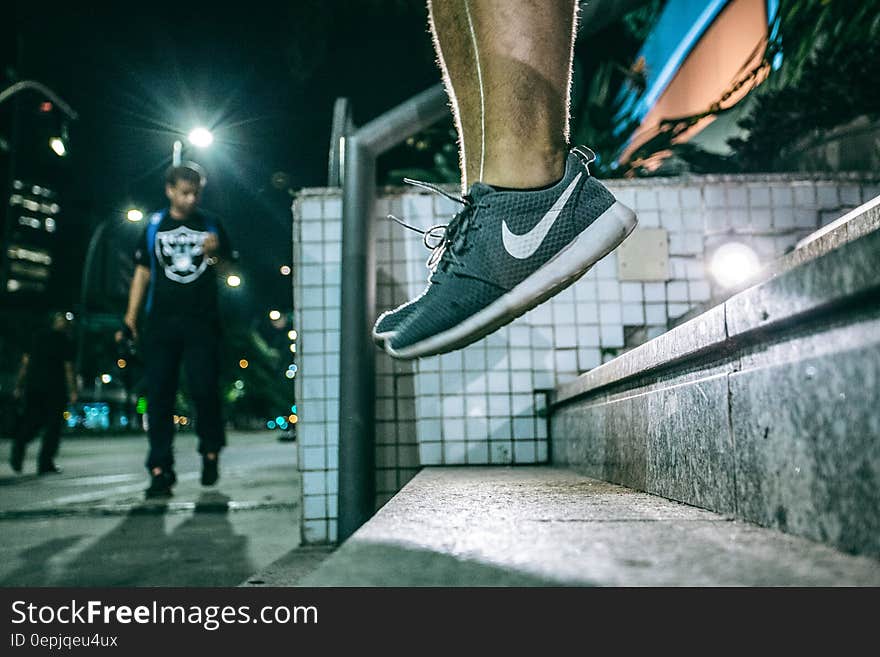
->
<box><xmin>381</xmin><ymin>146</ymin><xmax>637</xmax><ymax>359</ymax></box>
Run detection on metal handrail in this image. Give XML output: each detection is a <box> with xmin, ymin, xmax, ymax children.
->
<box><xmin>337</xmin><ymin>84</ymin><xmax>448</xmax><ymax>541</ymax></box>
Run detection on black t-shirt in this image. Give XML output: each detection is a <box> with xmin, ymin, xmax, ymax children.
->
<box><xmin>26</xmin><ymin>328</ymin><xmax>73</xmax><ymax>394</ymax></box>
<box><xmin>134</xmin><ymin>209</ymin><xmax>233</xmax><ymax>320</ymax></box>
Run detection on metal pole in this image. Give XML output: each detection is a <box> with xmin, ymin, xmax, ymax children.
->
<box><xmin>0</xmin><ymin>80</ymin><xmax>79</xmax><ymax>119</ymax></box>
<box><xmin>75</xmin><ymin>219</ymin><xmax>108</xmax><ymax>378</ymax></box>
<box><xmin>337</xmin><ymin>83</ymin><xmax>449</xmax><ymax>542</ymax></box>
<box><xmin>338</xmin><ymin>135</ymin><xmax>377</xmax><ymax>540</ymax></box>
<box><xmin>172</xmin><ymin>140</ymin><xmax>183</xmax><ymax>166</ymax></box>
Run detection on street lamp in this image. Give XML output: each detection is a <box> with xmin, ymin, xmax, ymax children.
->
<box><xmin>226</xmin><ymin>274</ymin><xmax>241</xmax><ymax>288</ymax></box>
<box><xmin>126</xmin><ymin>208</ymin><xmax>144</xmax><ymax>222</ymax></box>
<box><xmin>49</xmin><ymin>137</ymin><xmax>67</xmax><ymax>157</ymax></box>
<box><xmin>269</xmin><ymin>310</ymin><xmax>281</xmax><ymax>321</ymax></box>
<box><xmin>172</xmin><ymin>126</ymin><xmax>214</xmax><ymax>166</ymax></box>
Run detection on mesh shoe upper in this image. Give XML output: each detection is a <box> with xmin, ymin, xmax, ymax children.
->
<box><xmin>388</xmin><ymin>149</ymin><xmax>616</xmax><ymax>351</ymax></box>
<box><xmin>373</xmin><ymin>298</ymin><xmax>421</xmax><ymax>337</ymax></box>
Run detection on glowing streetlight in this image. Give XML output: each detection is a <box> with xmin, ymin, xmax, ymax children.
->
<box><xmin>126</xmin><ymin>209</ymin><xmax>144</xmax><ymax>222</ymax></box>
<box><xmin>188</xmin><ymin>127</ymin><xmax>214</xmax><ymax>148</ymax></box>
<box><xmin>100</xmin><ymin>374</ymin><xmax>112</xmax><ymax>384</ymax></box>
<box><xmin>269</xmin><ymin>310</ymin><xmax>281</xmax><ymax>321</ymax></box>
<box><xmin>280</xmin><ymin>265</ymin><xmax>291</xmax><ymax>276</ymax></box>
<box><xmin>287</xmin><ymin>330</ymin><xmax>297</xmax><ymax>340</ymax></box>
<box><xmin>49</xmin><ymin>137</ymin><xmax>66</xmax><ymax>157</ymax></box>
<box><xmin>172</xmin><ymin>126</ymin><xmax>213</xmax><ymax>166</ymax></box>
<box><xmin>239</xmin><ymin>359</ymin><xmax>249</xmax><ymax>369</ymax></box>
<box><xmin>226</xmin><ymin>274</ymin><xmax>241</xmax><ymax>288</ymax></box>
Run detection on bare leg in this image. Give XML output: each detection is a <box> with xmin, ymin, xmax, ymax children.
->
<box><xmin>427</xmin><ymin>0</ymin><xmax>578</xmax><ymax>191</ymax></box>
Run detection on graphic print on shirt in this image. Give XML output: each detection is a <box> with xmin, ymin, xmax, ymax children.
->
<box><xmin>154</xmin><ymin>225</ymin><xmax>211</xmax><ymax>284</ymax></box>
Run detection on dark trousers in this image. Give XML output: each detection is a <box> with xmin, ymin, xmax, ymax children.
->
<box><xmin>144</xmin><ymin>316</ymin><xmax>226</xmax><ymax>472</ymax></box>
<box><xmin>14</xmin><ymin>390</ymin><xmax>66</xmax><ymax>469</ymax></box>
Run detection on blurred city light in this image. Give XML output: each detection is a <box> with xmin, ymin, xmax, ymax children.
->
<box><xmin>239</xmin><ymin>359</ymin><xmax>249</xmax><ymax>369</ymax></box>
<box><xmin>288</xmin><ymin>329</ymin><xmax>297</xmax><ymax>340</ymax></box>
<box><xmin>267</xmin><ymin>421</ymin><xmax>276</xmax><ymax>430</ymax></box>
<box><xmin>709</xmin><ymin>242</ymin><xmax>761</xmax><ymax>289</ymax></box>
<box><xmin>126</xmin><ymin>209</ymin><xmax>144</xmax><ymax>222</ymax></box>
<box><xmin>49</xmin><ymin>137</ymin><xmax>66</xmax><ymax>157</ymax></box>
<box><xmin>269</xmin><ymin>310</ymin><xmax>281</xmax><ymax>321</ymax></box>
<box><xmin>65</xmin><ymin>312</ymin><xmax>74</xmax><ymax>321</ymax></box>
<box><xmin>226</xmin><ymin>274</ymin><xmax>242</xmax><ymax>287</ymax></box>
<box><xmin>285</xmin><ymin>370</ymin><xmax>295</xmax><ymax>379</ymax></box>
<box><xmin>117</xmin><ymin>359</ymin><xmax>127</xmax><ymax>369</ymax></box>
<box><xmin>188</xmin><ymin>127</ymin><xmax>214</xmax><ymax>148</ymax></box>
<box><xmin>280</xmin><ymin>265</ymin><xmax>291</xmax><ymax>276</ymax></box>
<box><xmin>233</xmin><ymin>379</ymin><xmax>244</xmax><ymax>390</ymax></box>
<box><xmin>100</xmin><ymin>374</ymin><xmax>112</xmax><ymax>384</ymax></box>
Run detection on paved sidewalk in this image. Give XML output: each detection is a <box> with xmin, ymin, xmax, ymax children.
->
<box><xmin>299</xmin><ymin>467</ymin><xmax>880</xmax><ymax>586</ymax></box>
<box><xmin>0</xmin><ymin>431</ymin><xmax>300</xmax><ymax>586</ymax></box>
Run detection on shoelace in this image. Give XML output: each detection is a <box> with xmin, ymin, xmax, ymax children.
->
<box><xmin>387</xmin><ymin>178</ymin><xmax>486</xmax><ymax>274</ymax></box>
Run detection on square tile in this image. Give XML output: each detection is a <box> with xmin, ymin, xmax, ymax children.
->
<box><xmin>578</xmin><ymin>348</ymin><xmax>601</xmax><ymax>371</ymax></box>
<box><xmin>445</xmin><ymin>418</ymin><xmax>466</xmax><ymax>441</ymax></box>
<box><xmin>490</xmin><ymin>441</ymin><xmax>513</xmax><ymax>464</ymax></box>
<box><xmin>419</xmin><ymin>442</ymin><xmax>442</xmax><ymax>465</ymax></box>
<box><xmin>680</xmin><ymin>188</ymin><xmax>701</xmax><ymax>208</ymax></box>
<box><xmin>466</xmin><ymin>442</ymin><xmax>489</xmax><ymax>464</ymax></box>
<box><xmin>555</xmin><ymin>349</ymin><xmax>578</xmax><ymax>372</ymax></box>
<box><xmin>622</xmin><ymin>303</ymin><xmax>645</xmax><ymax>325</ymax></box>
<box><xmin>514</xmin><ymin>441</ymin><xmax>537</xmax><ymax>463</ymax></box>
<box><xmin>600</xmin><ymin>324</ymin><xmax>625</xmax><ymax>348</ymax></box>
<box><xmin>577</xmin><ymin>324</ymin><xmax>601</xmax><ymax>347</ymax></box>
<box><xmin>444</xmin><ymin>442</ymin><xmax>467</xmax><ymax>464</ymax></box>
<box><xmin>303</xmin><ymin>520</ymin><xmax>327</xmax><ymax>543</ymax></box>
<box><xmin>555</xmin><ymin>325</ymin><xmax>578</xmax><ymax>348</ymax></box>
<box><xmin>599</xmin><ymin>303</ymin><xmax>622</xmax><ymax>324</ymax></box>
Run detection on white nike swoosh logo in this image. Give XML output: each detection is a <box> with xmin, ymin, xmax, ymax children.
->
<box><xmin>501</xmin><ymin>172</ymin><xmax>583</xmax><ymax>260</ymax></box>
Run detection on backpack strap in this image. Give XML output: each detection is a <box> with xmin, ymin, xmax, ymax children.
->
<box><xmin>145</xmin><ymin>210</ymin><xmax>166</xmax><ymax>315</ymax></box>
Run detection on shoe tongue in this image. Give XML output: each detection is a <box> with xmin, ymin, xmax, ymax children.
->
<box><xmin>466</xmin><ymin>182</ymin><xmax>495</xmax><ymax>200</ymax></box>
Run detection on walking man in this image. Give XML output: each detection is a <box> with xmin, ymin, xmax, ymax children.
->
<box><xmin>10</xmin><ymin>311</ymin><xmax>78</xmax><ymax>475</ymax></box>
<box><xmin>118</xmin><ymin>162</ymin><xmax>234</xmax><ymax>498</ymax></box>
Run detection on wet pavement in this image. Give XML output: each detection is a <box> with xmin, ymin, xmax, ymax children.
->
<box><xmin>0</xmin><ymin>431</ymin><xmax>300</xmax><ymax>586</ymax></box>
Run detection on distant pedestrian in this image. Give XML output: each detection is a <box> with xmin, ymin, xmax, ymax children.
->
<box><xmin>117</xmin><ymin>162</ymin><xmax>235</xmax><ymax>498</ymax></box>
<box><xmin>9</xmin><ymin>312</ymin><xmax>78</xmax><ymax>475</ymax></box>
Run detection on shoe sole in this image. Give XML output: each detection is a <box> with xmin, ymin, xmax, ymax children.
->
<box><xmin>385</xmin><ymin>201</ymin><xmax>638</xmax><ymax>359</ymax></box>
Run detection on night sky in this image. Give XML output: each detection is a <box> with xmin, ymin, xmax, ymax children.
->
<box><xmin>6</xmin><ymin>0</ymin><xmax>443</xmax><ymax>317</ymax></box>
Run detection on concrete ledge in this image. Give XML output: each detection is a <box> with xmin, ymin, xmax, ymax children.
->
<box><xmin>297</xmin><ymin>467</ymin><xmax>879</xmax><ymax>586</ymax></box>
<box><xmin>554</xmin><ymin>198</ymin><xmax>880</xmax><ymax>406</ymax></box>
<box><xmin>550</xmin><ymin>202</ymin><xmax>880</xmax><ymax>557</ymax></box>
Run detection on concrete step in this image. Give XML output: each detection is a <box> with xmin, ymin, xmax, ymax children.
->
<box><xmin>297</xmin><ymin>467</ymin><xmax>879</xmax><ymax>586</ymax></box>
<box><xmin>551</xmin><ymin>197</ymin><xmax>880</xmax><ymax>558</ymax></box>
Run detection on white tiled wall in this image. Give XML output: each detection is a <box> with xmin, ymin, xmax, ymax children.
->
<box><xmin>293</xmin><ymin>175</ymin><xmax>879</xmax><ymax>544</ymax></box>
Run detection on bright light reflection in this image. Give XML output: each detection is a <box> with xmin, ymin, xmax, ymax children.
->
<box><xmin>710</xmin><ymin>242</ymin><xmax>761</xmax><ymax>289</ymax></box>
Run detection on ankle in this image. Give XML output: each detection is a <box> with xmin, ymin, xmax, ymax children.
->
<box><xmin>481</xmin><ymin>145</ymin><xmax>565</xmax><ymax>189</ymax></box>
